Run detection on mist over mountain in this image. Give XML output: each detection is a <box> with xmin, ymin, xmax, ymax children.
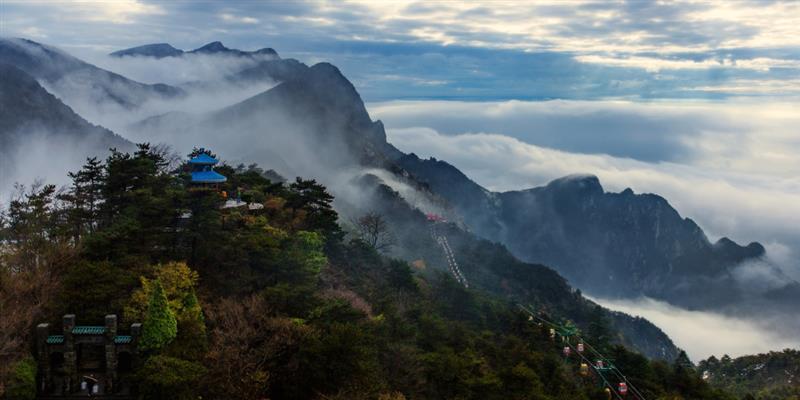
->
<box><xmin>0</xmin><ymin>38</ymin><xmax>685</xmax><ymax>361</ymax></box>
<box><xmin>0</xmin><ymin>37</ymin><xmax>183</xmax><ymax>110</ymax></box>
<box><xmin>2</xmin><ymin>37</ymin><xmax>795</xmax><ymax>363</ymax></box>
<box><xmin>126</xmin><ymin>55</ymin><xmax>399</xmax><ymax>182</ymax></box>
<box><xmin>0</xmin><ymin>63</ymin><xmax>131</xmax><ymax>192</ymax></box>
<box><xmin>2</xmin><ymin>0</ymin><xmax>798</xmax><ymax>396</ymax></box>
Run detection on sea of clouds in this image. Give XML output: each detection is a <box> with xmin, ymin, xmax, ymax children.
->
<box><xmin>371</xmin><ymin>100</ymin><xmax>800</xmax><ymax>282</ymax></box>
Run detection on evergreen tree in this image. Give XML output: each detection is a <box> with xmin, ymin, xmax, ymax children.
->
<box><xmin>586</xmin><ymin>304</ymin><xmax>612</xmax><ymax>353</ymax></box>
<box><xmin>140</xmin><ymin>279</ymin><xmax>178</xmax><ymax>351</ymax></box>
<box><xmin>61</xmin><ymin>157</ymin><xmax>105</xmax><ymax>240</ymax></box>
<box><xmin>168</xmin><ymin>289</ymin><xmax>208</xmax><ymax>361</ymax></box>
<box><xmin>287</xmin><ymin>178</ymin><xmax>342</xmax><ymax>242</ymax></box>
<box><xmin>3</xmin><ymin>183</ymin><xmax>65</xmax><ymax>271</ymax></box>
<box><xmin>86</xmin><ymin>144</ymin><xmax>183</xmax><ymax>263</ymax></box>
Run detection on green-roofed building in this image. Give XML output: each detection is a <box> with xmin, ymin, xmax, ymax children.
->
<box><xmin>36</xmin><ymin>314</ymin><xmax>142</xmax><ymax>398</ymax></box>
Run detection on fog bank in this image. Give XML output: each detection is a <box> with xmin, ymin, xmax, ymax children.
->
<box><xmin>592</xmin><ymin>296</ymin><xmax>800</xmax><ymax>361</ymax></box>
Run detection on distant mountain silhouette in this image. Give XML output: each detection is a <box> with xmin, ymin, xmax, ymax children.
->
<box><xmin>110</xmin><ymin>43</ymin><xmax>184</xmax><ymax>58</ymax></box>
<box><xmin>0</xmin><ymin>37</ymin><xmax>183</xmax><ymax>109</ymax></box>
<box><xmin>111</xmin><ymin>41</ymin><xmax>279</xmax><ymax>59</ymax></box>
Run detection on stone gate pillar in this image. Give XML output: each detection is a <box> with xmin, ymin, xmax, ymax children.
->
<box><xmin>36</xmin><ymin>323</ymin><xmax>50</xmax><ymax>394</ymax></box>
<box><xmin>130</xmin><ymin>323</ymin><xmax>142</xmax><ymax>353</ymax></box>
<box><xmin>62</xmin><ymin>314</ymin><xmax>76</xmax><ymax>393</ymax></box>
<box><xmin>104</xmin><ymin>314</ymin><xmax>118</xmax><ymax>393</ymax></box>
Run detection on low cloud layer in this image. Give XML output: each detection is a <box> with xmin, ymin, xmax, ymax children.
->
<box><xmin>372</xmin><ymin>100</ymin><xmax>800</xmax><ymax>281</ymax></box>
<box><xmin>84</xmin><ymin>52</ymin><xmax>273</xmax><ymax>87</ymax></box>
<box><xmin>0</xmin><ymin>132</ymin><xmax>118</xmax><ymax>197</ymax></box>
<box><xmin>42</xmin><ymin>53</ymin><xmax>278</xmax><ymax>136</ymax></box>
<box><xmin>592</xmin><ymin>296</ymin><xmax>800</xmax><ymax>361</ymax></box>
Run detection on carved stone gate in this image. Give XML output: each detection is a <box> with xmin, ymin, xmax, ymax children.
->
<box><xmin>36</xmin><ymin>314</ymin><xmax>140</xmax><ymax>398</ymax></box>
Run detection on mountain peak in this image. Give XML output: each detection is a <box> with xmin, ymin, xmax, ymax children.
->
<box><xmin>193</xmin><ymin>41</ymin><xmax>229</xmax><ymax>53</ymax></box>
<box><xmin>714</xmin><ymin>237</ymin><xmax>766</xmax><ymax>258</ymax></box>
<box><xmin>254</xmin><ymin>47</ymin><xmax>278</xmax><ymax>56</ymax></box>
<box><xmin>546</xmin><ymin>173</ymin><xmax>603</xmax><ymax>195</ymax></box>
<box><xmin>110</xmin><ymin>43</ymin><xmax>183</xmax><ymax>58</ymax></box>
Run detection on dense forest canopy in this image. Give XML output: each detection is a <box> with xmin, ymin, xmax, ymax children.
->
<box><xmin>1</xmin><ymin>144</ymin><xmax>743</xmax><ymax>399</ymax></box>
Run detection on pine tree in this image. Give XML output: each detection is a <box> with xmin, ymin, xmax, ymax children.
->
<box><xmin>61</xmin><ymin>157</ymin><xmax>105</xmax><ymax>240</ymax></box>
<box><xmin>140</xmin><ymin>279</ymin><xmax>177</xmax><ymax>351</ymax></box>
<box><xmin>287</xmin><ymin>178</ymin><xmax>342</xmax><ymax>242</ymax></box>
<box><xmin>586</xmin><ymin>304</ymin><xmax>612</xmax><ymax>353</ymax></box>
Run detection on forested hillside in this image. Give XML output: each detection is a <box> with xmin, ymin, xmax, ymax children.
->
<box><xmin>0</xmin><ymin>145</ymin><xmax>735</xmax><ymax>399</ymax></box>
<box><xmin>701</xmin><ymin>350</ymin><xmax>800</xmax><ymax>400</ymax></box>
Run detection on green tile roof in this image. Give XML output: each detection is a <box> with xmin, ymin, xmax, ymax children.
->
<box><xmin>114</xmin><ymin>335</ymin><xmax>132</xmax><ymax>344</ymax></box>
<box><xmin>72</xmin><ymin>326</ymin><xmax>106</xmax><ymax>335</ymax></box>
<box><xmin>46</xmin><ymin>335</ymin><xmax>64</xmax><ymax>344</ymax></box>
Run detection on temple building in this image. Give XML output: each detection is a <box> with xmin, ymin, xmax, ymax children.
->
<box><xmin>189</xmin><ymin>152</ymin><xmax>227</xmax><ymax>186</ymax></box>
<box><xmin>36</xmin><ymin>314</ymin><xmax>141</xmax><ymax>398</ymax></box>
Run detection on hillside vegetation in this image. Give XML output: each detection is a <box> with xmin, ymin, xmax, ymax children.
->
<box><xmin>1</xmin><ymin>145</ymin><xmax>737</xmax><ymax>399</ymax></box>
<box><xmin>701</xmin><ymin>350</ymin><xmax>800</xmax><ymax>400</ymax></box>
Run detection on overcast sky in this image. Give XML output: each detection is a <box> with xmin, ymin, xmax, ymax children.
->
<box><xmin>2</xmin><ymin>0</ymin><xmax>800</xmax><ymax>101</ymax></box>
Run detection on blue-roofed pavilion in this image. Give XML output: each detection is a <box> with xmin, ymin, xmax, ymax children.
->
<box><xmin>189</xmin><ymin>151</ymin><xmax>227</xmax><ymax>184</ymax></box>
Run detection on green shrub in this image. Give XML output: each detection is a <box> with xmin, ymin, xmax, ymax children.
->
<box><xmin>137</xmin><ymin>355</ymin><xmax>206</xmax><ymax>400</ymax></box>
<box><xmin>5</xmin><ymin>356</ymin><xmax>36</xmax><ymax>400</ymax></box>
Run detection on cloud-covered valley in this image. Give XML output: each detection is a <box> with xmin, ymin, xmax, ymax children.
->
<box><xmin>372</xmin><ymin>100</ymin><xmax>800</xmax><ymax>281</ymax></box>
<box><xmin>591</xmin><ymin>296</ymin><xmax>800</xmax><ymax>361</ymax></box>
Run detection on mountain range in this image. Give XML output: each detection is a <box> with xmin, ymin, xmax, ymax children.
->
<box><xmin>395</xmin><ymin>155</ymin><xmax>794</xmax><ymax>312</ymax></box>
<box><xmin>2</xmin><ymin>38</ymin><xmax>796</xmax><ymax>363</ymax></box>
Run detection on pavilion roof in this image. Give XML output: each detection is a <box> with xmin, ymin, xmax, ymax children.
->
<box><xmin>188</xmin><ymin>153</ymin><xmax>219</xmax><ymax>165</ymax></box>
<box><xmin>72</xmin><ymin>326</ymin><xmax>106</xmax><ymax>335</ymax></box>
<box><xmin>191</xmin><ymin>170</ymin><xmax>227</xmax><ymax>183</ymax></box>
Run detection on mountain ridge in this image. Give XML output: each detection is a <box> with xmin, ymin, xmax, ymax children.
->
<box><xmin>111</xmin><ymin>40</ymin><xmax>279</xmax><ymax>59</ymax></box>
<box><xmin>0</xmin><ymin>37</ymin><xmax>184</xmax><ymax>110</ymax></box>
<box><xmin>395</xmin><ymin>153</ymin><xmax>787</xmax><ymax>312</ymax></box>
<box><xmin>0</xmin><ymin>63</ymin><xmax>132</xmax><ymax>191</ymax></box>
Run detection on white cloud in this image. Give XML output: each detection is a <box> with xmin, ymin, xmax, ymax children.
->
<box><xmin>592</xmin><ymin>296</ymin><xmax>800</xmax><ymax>361</ymax></box>
<box><xmin>346</xmin><ymin>0</ymin><xmax>800</xmax><ymax>54</ymax></box>
<box><xmin>84</xmin><ymin>51</ymin><xmax>265</xmax><ymax>86</ymax></box>
<box><xmin>18</xmin><ymin>27</ymin><xmax>48</xmax><ymax>39</ymax></box>
<box><xmin>32</xmin><ymin>0</ymin><xmax>166</xmax><ymax>24</ymax></box>
<box><xmin>575</xmin><ymin>55</ymin><xmax>800</xmax><ymax>72</ymax></box>
<box><xmin>685</xmin><ymin>79</ymin><xmax>800</xmax><ymax>95</ymax></box>
<box><xmin>220</xmin><ymin>13</ymin><xmax>259</xmax><ymax>25</ymax></box>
